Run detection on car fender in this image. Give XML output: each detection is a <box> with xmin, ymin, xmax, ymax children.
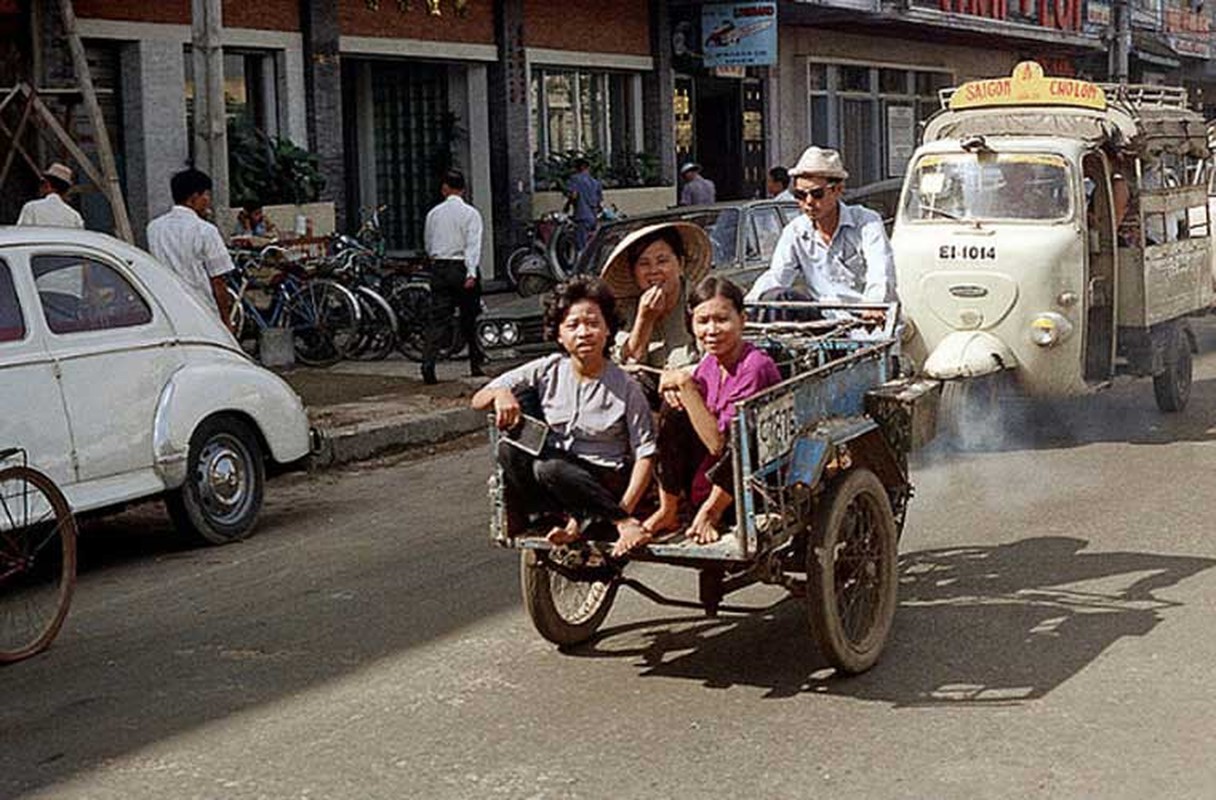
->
<box><xmin>921</xmin><ymin>330</ymin><xmax>1018</xmax><ymax>380</ymax></box>
<box><xmin>153</xmin><ymin>361</ymin><xmax>311</xmax><ymax>486</ymax></box>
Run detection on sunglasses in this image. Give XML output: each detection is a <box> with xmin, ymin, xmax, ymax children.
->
<box><xmin>792</xmin><ymin>185</ymin><xmax>836</xmax><ymax>202</ymax></box>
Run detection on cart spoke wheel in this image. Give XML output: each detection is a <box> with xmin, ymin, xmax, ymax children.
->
<box><xmin>806</xmin><ymin>468</ymin><xmax>898</xmax><ymax>674</ymax></box>
<box><xmin>521</xmin><ymin>549</ymin><xmax>619</xmax><ymax>646</ymax></box>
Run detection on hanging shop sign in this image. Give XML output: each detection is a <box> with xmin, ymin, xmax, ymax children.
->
<box><xmin>702</xmin><ymin>2</ymin><xmax>778</xmax><ymax>67</ymax></box>
<box><xmin>949</xmin><ymin>61</ymin><xmax>1106</xmax><ymax>111</ymax></box>
<box><xmin>928</xmin><ymin>0</ymin><xmax>1084</xmax><ymax>32</ymax></box>
<box><xmin>1086</xmin><ymin>1</ymin><xmax>1110</xmax><ymax>27</ymax></box>
<box><xmin>1165</xmin><ymin>7</ymin><xmax>1211</xmax><ymax>59</ymax></box>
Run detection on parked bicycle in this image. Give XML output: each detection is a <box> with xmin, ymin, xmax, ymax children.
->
<box><xmin>322</xmin><ymin>245</ymin><xmax>400</xmax><ymax>362</ymax></box>
<box><xmin>0</xmin><ymin>447</ymin><xmax>77</xmax><ymax>663</ymax></box>
<box><xmin>227</xmin><ymin>245</ymin><xmax>362</xmax><ymax>367</ymax></box>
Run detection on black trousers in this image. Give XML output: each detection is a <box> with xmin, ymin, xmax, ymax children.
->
<box><xmin>424</xmin><ymin>259</ymin><xmax>484</xmax><ymax>370</ymax></box>
<box><xmin>497</xmin><ymin>441</ymin><xmax>629</xmax><ymax>530</ymax></box>
<box><xmin>655</xmin><ymin>406</ymin><xmax>734</xmax><ymax>501</ymax></box>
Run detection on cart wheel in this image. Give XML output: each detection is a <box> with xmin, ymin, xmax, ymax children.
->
<box><xmin>1153</xmin><ymin>326</ymin><xmax>1192</xmax><ymax>412</ymax></box>
<box><xmin>520</xmin><ymin>549</ymin><xmax>618</xmax><ymax>646</ymax></box>
<box><xmin>805</xmin><ymin>468</ymin><xmax>899</xmax><ymax>675</ymax></box>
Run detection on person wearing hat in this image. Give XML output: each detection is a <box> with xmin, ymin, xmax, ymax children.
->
<box><xmin>16</xmin><ymin>163</ymin><xmax>83</xmax><ymax>229</ymax></box>
<box><xmin>678</xmin><ymin>162</ymin><xmax>716</xmax><ymax>206</ymax></box>
<box><xmin>745</xmin><ymin>146</ymin><xmax>896</xmax><ymax>321</ymax></box>
<box><xmin>600</xmin><ymin>221</ymin><xmax>711</xmax><ymax>375</ymax></box>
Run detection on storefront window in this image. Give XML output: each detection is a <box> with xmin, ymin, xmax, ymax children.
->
<box><xmin>808</xmin><ymin>61</ymin><xmax>952</xmax><ymax>184</ymax></box>
<box><xmin>531</xmin><ymin>67</ymin><xmax>639</xmax><ymax>188</ymax></box>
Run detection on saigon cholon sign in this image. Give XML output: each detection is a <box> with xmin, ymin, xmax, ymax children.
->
<box><xmin>949</xmin><ymin>61</ymin><xmax>1106</xmax><ymax>110</ymax></box>
<box><xmin>937</xmin><ymin>0</ymin><xmax>1083</xmax><ymax>32</ymax></box>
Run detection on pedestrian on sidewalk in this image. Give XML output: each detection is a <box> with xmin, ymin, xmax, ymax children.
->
<box><xmin>16</xmin><ymin>162</ymin><xmax>84</xmax><ymax>229</ymax></box>
<box><xmin>423</xmin><ymin>169</ymin><xmax>486</xmax><ymax>384</ymax></box>
<box><xmin>565</xmin><ymin>156</ymin><xmax>603</xmax><ymax>255</ymax></box>
<box><xmin>678</xmin><ymin>162</ymin><xmax>716</xmax><ymax>206</ymax></box>
<box><xmin>146</xmin><ymin>168</ymin><xmax>236</xmax><ymax>332</ymax></box>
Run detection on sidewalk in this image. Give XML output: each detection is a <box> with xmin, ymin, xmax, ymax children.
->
<box><xmin>276</xmin><ymin>354</ymin><xmax>501</xmax><ymax>468</ymax></box>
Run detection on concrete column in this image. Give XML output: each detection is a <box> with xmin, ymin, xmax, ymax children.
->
<box><xmin>302</xmin><ymin>0</ymin><xmax>346</xmax><ymax>224</ymax></box>
<box><xmin>487</xmin><ymin>0</ymin><xmax>532</xmax><ymax>276</ymax></box>
<box><xmin>278</xmin><ymin>46</ymin><xmax>309</xmax><ymax>146</ymax></box>
<box><xmin>642</xmin><ymin>0</ymin><xmax>676</xmax><ymax>187</ymax></box>
<box><xmin>120</xmin><ymin>39</ymin><xmax>190</xmax><ymax>245</ymax></box>
<box><xmin>466</xmin><ymin>64</ymin><xmax>495</xmax><ymax>277</ymax></box>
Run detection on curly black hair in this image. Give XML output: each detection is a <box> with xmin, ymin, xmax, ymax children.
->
<box><xmin>542</xmin><ymin>275</ymin><xmax>620</xmax><ymax>356</ymax></box>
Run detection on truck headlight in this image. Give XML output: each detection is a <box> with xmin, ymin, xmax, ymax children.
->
<box><xmin>478</xmin><ymin>321</ymin><xmax>500</xmax><ymax>347</ymax></box>
<box><xmin>1030</xmin><ymin>312</ymin><xmax>1073</xmax><ymax>347</ymax></box>
<box><xmin>499</xmin><ymin>321</ymin><xmax>521</xmax><ymax>346</ymax></box>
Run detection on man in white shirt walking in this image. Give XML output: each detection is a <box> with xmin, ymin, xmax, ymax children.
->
<box><xmin>16</xmin><ymin>163</ymin><xmax>84</xmax><ymax>229</ymax></box>
<box><xmin>422</xmin><ymin>169</ymin><xmax>485</xmax><ymax>384</ymax></box>
<box><xmin>146</xmin><ymin>168</ymin><xmax>235</xmax><ymax>331</ymax></box>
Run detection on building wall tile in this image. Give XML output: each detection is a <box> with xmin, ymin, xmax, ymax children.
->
<box><xmin>523</xmin><ymin>0</ymin><xmax>649</xmax><ymax>56</ymax></box>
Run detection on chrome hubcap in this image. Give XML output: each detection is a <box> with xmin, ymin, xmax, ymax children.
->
<box><xmin>196</xmin><ymin>436</ymin><xmax>249</xmax><ymax>523</ymax></box>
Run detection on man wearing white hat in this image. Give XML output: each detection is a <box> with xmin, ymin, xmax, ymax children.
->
<box><xmin>745</xmin><ymin>146</ymin><xmax>895</xmax><ymax>318</ymax></box>
<box><xmin>16</xmin><ymin>163</ymin><xmax>84</xmax><ymax>229</ymax></box>
<box><xmin>678</xmin><ymin>162</ymin><xmax>716</xmax><ymax>206</ymax></box>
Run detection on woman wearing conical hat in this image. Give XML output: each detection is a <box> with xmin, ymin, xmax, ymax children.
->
<box><xmin>599</xmin><ymin>221</ymin><xmax>712</xmax><ymax>374</ymax></box>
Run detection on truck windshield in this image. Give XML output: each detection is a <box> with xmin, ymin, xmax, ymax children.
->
<box><xmin>902</xmin><ymin>152</ymin><xmax>1072</xmax><ymax>223</ymax></box>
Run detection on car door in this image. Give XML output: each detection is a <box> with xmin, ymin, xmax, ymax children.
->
<box><xmin>0</xmin><ymin>254</ymin><xmax>75</xmax><ymax>486</ymax></box>
<box><xmin>31</xmin><ymin>249</ymin><xmax>182</xmax><ymax>482</ymax></box>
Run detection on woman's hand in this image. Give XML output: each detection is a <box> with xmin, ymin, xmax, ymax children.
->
<box><xmin>492</xmin><ymin>389</ymin><xmax>521</xmax><ymax>430</ymax></box>
<box><xmin>659</xmin><ymin>368</ymin><xmax>692</xmax><ymax>410</ymax></box>
<box><xmin>637</xmin><ymin>285</ymin><xmax>667</xmax><ymax>323</ymax></box>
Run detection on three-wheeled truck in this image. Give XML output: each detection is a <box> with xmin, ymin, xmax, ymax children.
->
<box><xmin>893</xmin><ymin>62</ymin><xmax>1215</xmax><ymax>426</ymax></box>
<box><xmin>486</xmin><ymin>305</ymin><xmax>937</xmax><ymax>675</ymax></box>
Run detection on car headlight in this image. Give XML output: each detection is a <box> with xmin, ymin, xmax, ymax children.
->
<box><xmin>478</xmin><ymin>321</ymin><xmax>501</xmax><ymax>347</ymax></box>
<box><xmin>1030</xmin><ymin>312</ymin><xmax>1073</xmax><ymax>347</ymax></box>
<box><xmin>499</xmin><ymin>321</ymin><xmax>521</xmax><ymax>346</ymax></box>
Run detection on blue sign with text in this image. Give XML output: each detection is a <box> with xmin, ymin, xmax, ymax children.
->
<box><xmin>702</xmin><ymin>2</ymin><xmax>778</xmax><ymax>67</ymax></box>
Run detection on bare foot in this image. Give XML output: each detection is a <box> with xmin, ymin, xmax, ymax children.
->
<box><xmin>642</xmin><ymin>507</ymin><xmax>680</xmax><ymax>536</ymax></box>
<box><xmin>686</xmin><ymin>511</ymin><xmax>721</xmax><ymax>544</ymax></box>
<box><xmin>546</xmin><ymin>516</ymin><xmax>581</xmax><ymax>546</ymax></box>
<box><xmin>610</xmin><ymin>518</ymin><xmax>652</xmax><ymax>557</ymax></box>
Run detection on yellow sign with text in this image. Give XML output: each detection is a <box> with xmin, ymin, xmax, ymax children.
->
<box><xmin>949</xmin><ymin>61</ymin><xmax>1106</xmax><ymax>111</ymax></box>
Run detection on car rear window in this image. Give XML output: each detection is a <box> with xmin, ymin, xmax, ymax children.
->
<box><xmin>33</xmin><ymin>254</ymin><xmax>153</xmax><ymax>334</ymax></box>
<box><xmin>0</xmin><ymin>261</ymin><xmax>24</xmax><ymax>343</ymax></box>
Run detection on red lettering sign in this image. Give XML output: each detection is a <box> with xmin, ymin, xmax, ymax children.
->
<box><xmin>939</xmin><ymin>0</ymin><xmax>1080</xmax><ymax>31</ymax></box>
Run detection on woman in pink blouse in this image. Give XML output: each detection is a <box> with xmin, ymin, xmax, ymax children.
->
<box><xmin>644</xmin><ymin>276</ymin><xmax>782</xmax><ymax>544</ymax></box>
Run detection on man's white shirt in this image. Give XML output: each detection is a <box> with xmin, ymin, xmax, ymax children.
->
<box><xmin>746</xmin><ymin>201</ymin><xmax>896</xmax><ymax>304</ymax></box>
<box><xmin>424</xmin><ymin>194</ymin><xmax>483</xmax><ymax>279</ymax></box>
<box><xmin>16</xmin><ymin>193</ymin><xmax>83</xmax><ymax>229</ymax></box>
<box><xmin>146</xmin><ymin>205</ymin><xmax>234</xmax><ymax>316</ymax></box>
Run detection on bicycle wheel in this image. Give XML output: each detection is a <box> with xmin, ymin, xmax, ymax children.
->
<box><xmin>549</xmin><ymin>224</ymin><xmax>580</xmax><ymax>280</ymax></box>
<box><xmin>282</xmin><ymin>279</ymin><xmax>362</xmax><ymax>367</ymax></box>
<box><xmin>384</xmin><ymin>279</ymin><xmax>431</xmax><ymax>362</ymax></box>
<box><xmin>0</xmin><ymin>465</ymin><xmax>77</xmax><ymax>663</ymax></box>
<box><xmin>352</xmin><ymin>285</ymin><xmax>398</xmax><ymax>361</ymax></box>
<box><xmin>226</xmin><ymin>286</ymin><xmax>247</xmax><ymax>342</ymax></box>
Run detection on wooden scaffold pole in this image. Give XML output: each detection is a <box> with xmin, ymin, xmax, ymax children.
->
<box><xmin>55</xmin><ymin>0</ymin><xmax>134</xmax><ymax>242</ymax></box>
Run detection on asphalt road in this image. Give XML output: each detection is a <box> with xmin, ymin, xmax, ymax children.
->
<box><xmin>4</xmin><ymin>335</ymin><xmax>1216</xmax><ymax>798</ymax></box>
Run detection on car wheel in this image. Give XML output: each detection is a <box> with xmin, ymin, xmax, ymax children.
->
<box><xmin>166</xmin><ymin>415</ymin><xmax>265</xmax><ymax>546</ymax></box>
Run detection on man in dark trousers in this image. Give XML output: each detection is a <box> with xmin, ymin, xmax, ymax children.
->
<box><xmin>423</xmin><ymin>169</ymin><xmax>485</xmax><ymax>384</ymax></box>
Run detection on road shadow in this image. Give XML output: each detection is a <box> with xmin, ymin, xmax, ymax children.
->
<box><xmin>572</xmin><ymin>536</ymin><xmax>1214</xmax><ymax>705</ymax></box>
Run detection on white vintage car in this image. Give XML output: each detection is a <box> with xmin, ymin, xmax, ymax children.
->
<box><xmin>0</xmin><ymin>227</ymin><xmax>312</xmax><ymax>544</ymax></box>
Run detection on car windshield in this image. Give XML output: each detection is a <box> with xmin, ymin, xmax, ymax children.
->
<box><xmin>902</xmin><ymin>152</ymin><xmax>1072</xmax><ymax>223</ymax></box>
<box><xmin>574</xmin><ymin>209</ymin><xmax>740</xmax><ymax>275</ymax></box>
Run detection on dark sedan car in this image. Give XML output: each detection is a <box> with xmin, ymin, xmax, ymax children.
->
<box><xmin>477</xmin><ymin>198</ymin><xmax>800</xmax><ymax>358</ymax></box>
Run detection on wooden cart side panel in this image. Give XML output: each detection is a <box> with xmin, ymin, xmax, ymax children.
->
<box><xmin>1117</xmin><ymin>239</ymin><xmax>1213</xmax><ymax>328</ymax></box>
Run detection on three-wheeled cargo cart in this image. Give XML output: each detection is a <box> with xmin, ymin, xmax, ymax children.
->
<box><xmin>486</xmin><ymin>303</ymin><xmax>938</xmax><ymax>674</ymax></box>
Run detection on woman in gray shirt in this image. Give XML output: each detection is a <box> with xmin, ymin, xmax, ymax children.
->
<box><xmin>472</xmin><ymin>276</ymin><xmax>656</xmax><ymax>556</ymax></box>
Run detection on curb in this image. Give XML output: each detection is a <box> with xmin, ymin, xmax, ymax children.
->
<box><xmin>308</xmin><ymin>406</ymin><xmax>486</xmax><ymax>468</ymax></box>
